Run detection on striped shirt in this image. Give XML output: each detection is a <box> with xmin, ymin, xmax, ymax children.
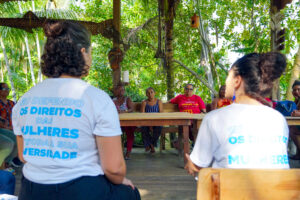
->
<box><xmin>145</xmin><ymin>100</ymin><xmax>160</xmax><ymax>113</ymax></box>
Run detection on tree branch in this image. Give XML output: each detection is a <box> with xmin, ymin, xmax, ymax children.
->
<box><xmin>173</xmin><ymin>59</ymin><xmax>217</xmax><ymax>96</ymax></box>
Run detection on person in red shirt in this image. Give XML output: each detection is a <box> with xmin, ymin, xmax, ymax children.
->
<box><xmin>170</xmin><ymin>84</ymin><xmax>206</xmax><ymax>142</ymax></box>
<box><xmin>170</xmin><ymin>84</ymin><xmax>206</xmax><ymax>114</ymax></box>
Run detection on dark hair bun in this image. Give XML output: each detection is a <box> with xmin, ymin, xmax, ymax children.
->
<box><xmin>41</xmin><ymin>21</ymin><xmax>91</xmax><ymax>78</ymax></box>
<box><xmin>259</xmin><ymin>52</ymin><xmax>286</xmax><ymax>82</ymax></box>
<box><xmin>258</xmin><ymin>52</ymin><xmax>286</xmax><ymax>96</ymax></box>
<box><xmin>43</xmin><ymin>20</ymin><xmax>65</xmax><ymax>38</ymax></box>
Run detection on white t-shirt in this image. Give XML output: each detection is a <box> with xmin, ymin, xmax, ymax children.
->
<box><xmin>190</xmin><ymin>103</ymin><xmax>290</xmax><ymax>169</ymax></box>
<box><xmin>12</xmin><ymin>78</ymin><xmax>122</xmax><ymax>184</ymax></box>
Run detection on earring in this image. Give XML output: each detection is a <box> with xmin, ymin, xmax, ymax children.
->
<box><xmin>232</xmin><ymin>90</ymin><xmax>236</xmax><ymax>102</ymax></box>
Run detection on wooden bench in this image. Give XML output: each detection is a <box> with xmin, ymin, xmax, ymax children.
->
<box><xmin>197</xmin><ymin>168</ymin><xmax>300</xmax><ymax>200</ymax></box>
<box><xmin>131</xmin><ymin>102</ymin><xmax>180</xmax><ymax>152</ymax></box>
<box><xmin>132</xmin><ymin>102</ymin><xmax>179</xmax><ymax>113</ymax></box>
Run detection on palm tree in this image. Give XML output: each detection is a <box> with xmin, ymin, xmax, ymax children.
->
<box><xmin>18</xmin><ymin>1</ymin><xmax>36</xmax><ymax>85</ymax></box>
<box><xmin>0</xmin><ymin>37</ymin><xmax>16</xmax><ymax>101</ymax></box>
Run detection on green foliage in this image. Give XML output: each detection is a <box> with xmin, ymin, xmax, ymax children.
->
<box><xmin>0</xmin><ymin>0</ymin><xmax>299</xmax><ymax>104</ymax></box>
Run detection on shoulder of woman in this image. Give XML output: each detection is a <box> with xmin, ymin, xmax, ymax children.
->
<box><xmin>212</xmin><ymin>98</ymin><xmax>218</xmax><ymax>103</ymax></box>
<box><xmin>9</xmin><ymin>100</ymin><xmax>15</xmax><ymax>105</ymax></box>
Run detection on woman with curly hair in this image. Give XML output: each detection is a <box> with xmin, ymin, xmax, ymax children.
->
<box><xmin>12</xmin><ymin>21</ymin><xmax>140</xmax><ymax>200</ymax></box>
<box><xmin>185</xmin><ymin>52</ymin><xmax>289</xmax><ymax>177</ymax></box>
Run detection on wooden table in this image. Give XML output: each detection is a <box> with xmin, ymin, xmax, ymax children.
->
<box><xmin>194</xmin><ymin>116</ymin><xmax>300</xmax><ymax>128</ymax></box>
<box><xmin>286</xmin><ymin>117</ymin><xmax>300</xmax><ymax>126</ymax></box>
<box><xmin>119</xmin><ymin>112</ymin><xmax>204</xmax><ymax>165</ymax></box>
<box><xmin>119</xmin><ymin>113</ymin><xmax>300</xmax><ymax>165</ymax></box>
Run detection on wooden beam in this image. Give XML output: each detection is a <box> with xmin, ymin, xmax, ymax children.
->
<box><xmin>112</xmin><ymin>0</ymin><xmax>122</xmax><ymax>88</ymax></box>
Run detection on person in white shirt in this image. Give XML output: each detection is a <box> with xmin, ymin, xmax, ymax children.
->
<box><xmin>12</xmin><ymin>21</ymin><xmax>140</xmax><ymax>200</ymax></box>
<box><xmin>185</xmin><ymin>52</ymin><xmax>289</xmax><ymax>177</ymax></box>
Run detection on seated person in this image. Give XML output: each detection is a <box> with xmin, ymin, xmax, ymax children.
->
<box><xmin>293</xmin><ymin>80</ymin><xmax>300</xmax><ymax>109</ymax></box>
<box><xmin>170</xmin><ymin>84</ymin><xmax>206</xmax><ymax>142</ymax></box>
<box><xmin>0</xmin><ymin>134</ymin><xmax>14</xmax><ymax>170</ymax></box>
<box><xmin>264</xmin><ymin>97</ymin><xmax>276</xmax><ymax>108</ymax></box>
<box><xmin>12</xmin><ymin>21</ymin><xmax>140</xmax><ymax>200</ymax></box>
<box><xmin>0</xmin><ymin>83</ymin><xmax>22</xmax><ymax>168</ymax></box>
<box><xmin>140</xmin><ymin>87</ymin><xmax>163</xmax><ymax>153</ymax></box>
<box><xmin>0</xmin><ymin>170</ymin><xmax>15</xmax><ymax>195</ymax></box>
<box><xmin>113</xmin><ymin>84</ymin><xmax>135</xmax><ymax>160</ymax></box>
<box><xmin>211</xmin><ymin>85</ymin><xmax>232</xmax><ymax>110</ymax></box>
<box><xmin>289</xmin><ymin>80</ymin><xmax>300</xmax><ymax>160</ymax></box>
<box><xmin>185</xmin><ymin>52</ymin><xmax>289</xmax><ymax>177</ymax></box>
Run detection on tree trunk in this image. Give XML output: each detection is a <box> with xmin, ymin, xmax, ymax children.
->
<box><xmin>195</xmin><ymin>0</ymin><xmax>218</xmax><ymax>99</ymax></box>
<box><xmin>112</xmin><ymin>0</ymin><xmax>121</xmax><ymax>88</ymax></box>
<box><xmin>18</xmin><ymin>2</ymin><xmax>36</xmax><ymax>86</ymax></box>
<box><xmin>165</xmin><ymin>0</ymin><xmax>179</xmax><ymax>100</ymax></box>
<box><xmin>270</xmin><ymin>0</ymin><xmax>290</xmax><ymax>100</ymax></box>
<box><xmin>1</xmin><ymin>63</ymin><xmax>3</xmax><ymax>82</ymax></box>
<box><xmin>287</xmin><ymin>46</ymin><xmax>300</xmax><ymax>100</ymax></box>
<box><xmin>32</xmin><ymin>0</ymin><xmax>43</xmax><ymax>83</ymax></box>
<box><xmin>0</xmin><ymin>37</ymin><xmax>17</xmax><ymax>102</ymax></box>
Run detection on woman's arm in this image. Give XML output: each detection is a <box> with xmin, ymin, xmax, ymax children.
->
<box><xmin>16</xmin><ymin>135</ymin><xmax>26</xmax><ymax>163</ymax></box>
<box><xmin>201</xmin><ymin>108</ymin><xmax>207</xmax><ymax>113</ymax></box>
<box><xmin>211</xmin><ymin>98</ymin><xmax>218</xmax><ymax>110</ymax></box>
<box><xmin>184</xmin><ymin>153</ymin><xmax>201</xmax><ymax>177</ymax></box>
<box><xmin>96</xmin><ymin>135</ymin><xmax>126</xmax><ymax>184</ymax></box>
<box><xmin>140</xmin><ymin>101</ymin><xmax>146</xmax><ymax>113</ymax></box>
<box><xmin>158</xmin><ymin>100</ymin><xmax>164</xmax><ymax>113</ymax></box>
<box><xmin>126</xmin><ymin>97</ymin><xmax>134</xmax><ymax>113</ymax></box>
<box><xmin>169</xmin><ymin>95</ymin><xmax>179</xmax><ymax>104</ymax></box>
<box><xmin>198</xmin><ymin>96</ymin><xmax>207</xmax><ymax>113</ymax></box>
<box><xmin>291</xmin><ymin>110</ymin><xmax>300</xmax><ymax>117</ymax></box>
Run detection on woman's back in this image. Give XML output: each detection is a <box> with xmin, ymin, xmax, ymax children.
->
<box><xmin>13</xmin><ymin>78</ymin><xmax>121</xmax><ymax>184</ymax></box>
<box><xmin>190</xmin><ymin>103</ymin><xmax>289</xmax><ymax>169</ymax></box>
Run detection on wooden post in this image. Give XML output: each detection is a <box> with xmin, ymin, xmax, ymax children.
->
<box><xmin>270</xmin><ymin>0</ymin><xmax>293</xmax><ymax>100</ymax></box>
<box><xmin>112</xmin><ymin>0</ymin><xmax>121</xmax><ymax>88</ymax></box>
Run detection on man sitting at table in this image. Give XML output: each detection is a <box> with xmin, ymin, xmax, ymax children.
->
<box><xmin>289</xmin><ymin>80</ymin><xmax>300</xmax><ymax>160</ymax></box>
<box><xmin>170</xmin><ymin>84</ymin><xmax>206</xmax><ymax>142</ymax></box>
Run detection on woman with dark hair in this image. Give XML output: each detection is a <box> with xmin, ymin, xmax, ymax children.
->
<box><xmin>0</xmin><ymin>82</ymin><xmax>22</xmax><ymax>169</ymax></box>
<box><xmin>211</xmin><ymin>85</ymin><xmax>232</xmax><ymax>110</ymax></box>
<box><xmin>185</xmin><ymin>52</ymin><xmax>289</xmax><ymax>176</ymax></box>
<box><xmin>112</xmin><ymin>84</ymin><xmax>135</xmax><ymax>160</ymax></box>
<box><xmin>12</xmin><ymin>21</ymin><xmax>140</xmax><ymax>200</ymax></box>
<box><xmin>292</xmin><ymin>80</ymin><xmax>300</xmax><ymax>110</ymax></box>
<box><xmin>140</xmin><ymin>87</ymin><xmax>163</xmax><ymax>153</ymax></box>
<box><xmin>289</xmin><ymin>80</ymin><xmax>300</xmax><ymax>160</ymax></box>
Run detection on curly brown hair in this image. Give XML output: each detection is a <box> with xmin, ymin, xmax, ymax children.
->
<box><xmin>41</xmin><ymin>20</ymin><xmax>91</xmax><ymax>78</ymax></box>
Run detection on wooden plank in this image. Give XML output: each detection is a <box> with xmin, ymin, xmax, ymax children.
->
<box><xmin>197</xmin><ymin>168</ymin><xmax>300</xmax><ymax>200</ymax></box>
<box><xmin>286</xmin><ymin>117</ymin><xmax>300</xmax><ymax>126</ymax></box>
<box><xmin>132</xmin><ymin>102</ymin><xmax>179</xmax><ymax>112</ymax></box>
<box><xmin>120</xmin><ymin>119</ymin><xmax>192</xmax><ymax>126</ymax></box>
<box><xmin>119</xmin><ymin>112</ymin><xmax>204</xmax><ymax>120</ymax></box>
